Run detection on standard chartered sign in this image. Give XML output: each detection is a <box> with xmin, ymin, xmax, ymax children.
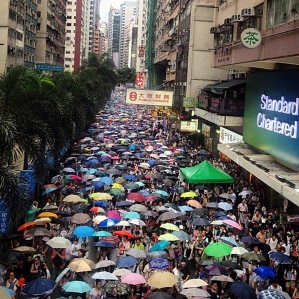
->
<box><xmin>257</xmin><ymin>94</ymin><xmax>298</xmax><ymax>139</ymax></box>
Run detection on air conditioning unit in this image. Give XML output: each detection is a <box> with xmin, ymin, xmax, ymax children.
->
<box><xmin>167</xmin><ymin>67</ymin><xmax>170</xmax><ymax>72</ymax></box>
<box><xmin>224</xmin><ymin>18</ymin><xmax>232</xmax><ymax>25</ymax></box>
<box><xmin>231</xmin><ymin>14</ymin><xmax>243</xmax><ymax>22</ymax></box>
<box><xmin>235</xmin><ymin>73</ymin><xmax>246</xmax><ymax>79</ymax></box>
<box><xmin>226</xmin><ymin>73</ymin><xmax>234</xmax><ymax>80</ymax></box>
<box><xmin>241</xmin><ymin>8</ymin><xmax>255</xmax><ymax>17</ymax></box>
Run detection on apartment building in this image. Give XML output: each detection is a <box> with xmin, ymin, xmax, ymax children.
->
<box><xmin>108</xmin><ymin>7</ymin><xmax>121</xmax><ymax>68</ymax></box>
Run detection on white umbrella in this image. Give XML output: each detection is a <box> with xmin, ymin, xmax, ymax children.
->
<box><xmin>46</xmin><ymin>237</ymin><xmax>71</xmax><ymax>249</ymax></box>
<box><xmin>180</xmin><ymin>288</ymin><xmax>210</xmax><ymax>297</ymax></box>
<box><xmin>211</xmin><ymin>275</ymin><xmax>234</xmax><ymax>282</ymax></box>
<box><xmin>93</xmin><ymin>215</ymin><xmax>108</xmax><ymax>224</ymax></box>
<box><xmin>231</xmin><ymin>247</ymin><xmax>249</xmax><ymax>255</ymax></box>
<box><xmin>113</xmin><ymin>268</ymin><xmax>132</xmax><ymax>276</ymax></box>
<box><xmin>129</xmin><ymin>219</ymin><xmax>146</xmax><ymax>226</ymax></box>
<box><xmin>182</xmin><ymin>279</ymin><xmax>208</xmax><ymax>288</ymax></box>
<box><xmin>239</xmin><ymin>190</ymin><xmax>253</xmax><ymax>196</ymax></box>
<box><xmin>126</xmin><ymin>248</ymin><xmax>147</xmax><ymax>259</ymax></box>
<box><xmin>94</xmin><ymin>260</ymin><xmax>116</xmax><ymax>269</ymax></box>
<box><xmin>34</xmin><ymin>218</ymin><xmax>51</xmax><ymax>225</ymax></box>
<box><xmin>92</xmin><ymin>271</ymin><xmax>118</xmax><ymax>280</ymax></box>
<box><xmin>115</xmin><ymin>220</ymin><xmax>130</xmax><ymax>226</ymax></box>
<box><xmin>55</xmin><ymin>268</ymin><xmax>72</xmax><ymax>283</ymax></box>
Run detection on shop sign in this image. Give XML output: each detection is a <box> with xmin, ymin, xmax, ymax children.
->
<box><xmin>243</xmin><ymin>70</ymin><xmax>299</xmax><ymax>168</ymax></box>
<box><xmin>180</xmin><ymin>121</ymin><xmax>197</xmax><ymax>132</ymax></box>
<box><xmin>241</xmin><ymin>28</ymin><xmax>262</xmax><ymax>49</ymax></box>
<box><xmin>135</xmin><ymin>75</ymin><xmax>144</xmax><ymax>88</ymax></box>
<box><xmin>202</xmin><ymin>124</ymin><xmax>211</xmax><ymax>137</ymax></box>
<box><xmin>183</xmin><ymin>97</ymin><xmax>198</xmax><ymax>108</ymax></box>
<box><xmin>126</xmin><ymin>89</ymin><xmax>173</xmax><ymax>107</ymax></box>
<box><xmin>219</xmin><ymin>127</ymin><xmax>243</xmax><ymax>143</ymax></box>
<box><xmin>36</xmin><ymin>64</ymin><xmax>63</xmax><ymax>72</ymax></box>
<box><xmin>138</xmin><ymin>45</ymin><xmax>145</xmax><ymax>57</ymax></box>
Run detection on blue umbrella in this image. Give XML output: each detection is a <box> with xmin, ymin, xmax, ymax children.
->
<box><xmin>116</xmin><ymin>256</ymin><xmax>138</xmax><ymax>268</ymax></box>
<box><xmin>124</xmin><ymin>211</ymin><xmax>140</xmax><ymax>219</ymax></box>
<box><xmin>94</xmin><ymin>201</ymin><xmax>108</xmax><ymax>208</ymax></box>
<box><xmin>149</xmin><ymin>240</ymin><xmax>170</xmax><ymax>252</ymax></box>
<box><xmin>91</xmin><ymin>241</ymin><xmax>115</xmax><ymax>248</ymax></box>
<box><xmin>42</xmin><ymin>187</ymin><xmax>57</xmax><ymax>195</ymax></box>
<box><xmin>139</xmin><ymin>190</ymin><xmax>149</xmax><ymax>196</ymax></box>
<box><xmin>62</xmin><ymin>281</ymin><xmax>91</xmax><ymax>293</ymax></box>
<box><xmin>148</xmin><ymin>160</ymin><xmax>156</xmax><ymax>166</ymax></box>
<box><xmin>100</xmin><ymin>177</ymin><xmax>114</xmax><ymax>185</ymax></box>
<box><xmin>73</xmin><ymin>226</ymin><xmax>95</xmax><ymax>237</ymax></box>
<box><xmin>86</xmin><ymin>168</ymin><xmax>97</xmax><ymax>175</ymax></box>
<box><xmin>153</xmin><ymin>190</ymin><xmax>169</xmax><ymax>197</ymax></box>
<box><xmin>100</xmin><ymin>156</ymin><xmax>112</xmax><ymax>162</ymax></box>
<box><xmin>109</xmin><ymin>218</ymin><xmax>120</xmax><ymax>224</ymax></box>
<box><xmin>1</xmin><ymin>286</ymin><xmax>14</xmax><ymax>297</ymax></box>
<box><xmin>22</xmin><ymin>278</ymin><xmax>55</xmax><ymax>296</ymax></box>
<box><xmin>192</xmin><ymin>217</ymin><xmax>210</xmax><ymax>226</ymax></box>
<box><xmin>116</xmin><ymin>201</ymin><xmax>132</xmax><ymax>207</ymax></box>
<box><xmin>93</xmin><ymin>231</ymin><xmax>112</xmax><ymax>237</ymax></box>
<box><xmin>87</xmin><ymin>158</ymin><xmax>99</xmax><ymax>163</ymax></box>
<box><xmin>125</xmin><ymin>174</ymin><xmax>136</xmax><ymax>180</ymax></box>
<box><xmin>98</xmin><ymin>219</ymin><xmax>116</xmax><ymax>228</ymax></box>
<box><xmin>241</xmin><ymin>236</ymin><xmax>260</xmax><ymax>244</ymax></box>
<box><xmin>91</xmin><ymin>181</ymin><xmax>105</xmax><ymax>188</ymax></box>
<box><xmin>173</xmin><ymin>230</ymin><xmax>191</xmax><ymax>240</ymax></box>
<box><xmin>146</xmin><ymin>251</ymin><xmax>169</xmax><ymax>262</ymax></box>
<box><xmin>253</xmin><ymin>265</ymin><xmax>276</xmax><ymax>278</ymax></box>
<box><xmin>269</xmin><ymin>252</ymin><xmax>291</xmax><ymax>264</ymax></box>
<box><xmin>149</xmin><ymin>258</ymin><xmax>170</xmax><ymax>269</ymax></box>
<box><xmin>179</xmin><ymin>206</ymin><xmax>193</xmax><ymax>212</ymax></box>
<box><xmin>213</xmin><ymin>211</ymin><xmax>226</xmax><ymax>217</ymax></box>
<box><xmin>219</xmin><ymin>236</ymin><xmax>238</xmax><ymax>247</ymax></box>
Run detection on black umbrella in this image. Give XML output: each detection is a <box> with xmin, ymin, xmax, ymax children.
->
<box><xmin>229</xmin><ymin>281</ymin><xmax>256</xmax><ymax>299</ymax></box>
<box><xmin>219</xmin><ymin>260</ymin><xmax>243</xmax><ymax>270</ymax></box>
<box><xmin>147</xmin><ymin>292</ymin><xmax>174</xmax><ymax>299</ymax></box>
<box><xmin>0</xmin><ymin>250</ymin><xmax>20</xmax><ymax>264</ymax></box>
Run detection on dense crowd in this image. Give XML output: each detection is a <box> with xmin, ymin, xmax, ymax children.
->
<box><xmin>0</xmin><ymin>95</ymin><xmax>297</xmax><ymax>299</ymax></box>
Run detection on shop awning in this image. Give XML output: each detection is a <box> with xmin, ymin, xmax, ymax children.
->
<box><xmin>204</xmin><ymin>79</ymin><xmax>246</xmax><ymax>92</ymax></box>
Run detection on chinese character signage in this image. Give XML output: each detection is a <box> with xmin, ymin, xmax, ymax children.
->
<box><xmin>0</xmin><ymin>200</ymin><xmax>9</xmax><ymax>234</ymax></box>
<box><xmin>36</xmin><ymin>64</ymin><xmax>63</xmax><ymax>72</ymax></box>
<box><xmin>180</xmin><ymin>121</ymin><xmax>197</xmax><ymax>132</ymax></box>
<box><xmin>219</xmin><ymin>127</ymin><xmax>243</xmax><ymax>143</ymax></box>
<box><xmin>241</xmin><ymin>28</ymin><xmax>261</xmax><ymax>49</ymax></box>
<box><xmin>135</xmin><ymin>75</ymin><xmax>144</xmax><ymax>88</ymax></box>
<box><xmin>183</xmin><ymin>97</ymin><xmax>198</xmax><ymax>108</ymax></box>
<box><xmin>126</xmin><ymin>89</ymin><xmax>173</xmax><ymax>107</ymax></box>
<box><xmin>138</xmin><ymin>45</ymin><xmax>145</xmax><ymax>57</ymax></box>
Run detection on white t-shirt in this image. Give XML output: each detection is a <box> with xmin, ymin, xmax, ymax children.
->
<box><xmin>89</xmin><ymin>288</ymin><xmax>103</xmax><ymax>299</ymax></box>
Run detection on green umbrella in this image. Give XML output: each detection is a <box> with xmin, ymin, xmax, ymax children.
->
<box><xmin>110</xmin><ymin>188</ymin><xmax>124</xmax><ymax>196</ymax></box>
<box><xmin>103</xmin><ymin>281</ymin><xmax>130</xmax><ymax>296</ymax></box>
<box><xmin>204</xmin><ymin>242</ymin><xmax>232</xmax><ymax>258</ymax></box>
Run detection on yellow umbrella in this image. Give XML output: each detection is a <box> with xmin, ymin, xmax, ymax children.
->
<box><xmin>160</xmin><ymin>223</ymin><xmax>179</xmax><ymax>231</ymax></box>
<box><xmin>68</xmin><ymin>258</ymin><xmax>95</xmax><ymax>272</ymax></box>
<box><xmin>181</xmin><ymin>191</ymin><xmax>197</xmax><ymax>198</ymax></box>
<box><xmin>111</xmin><ymin>183</ymin><xmax>123</xmax><ymax>189</ymax></box>
<box><xmin>158</xmin><ymin>233</ymin><xmax>179</xmax><ymax>242</ymax></box>
<box><xmin>34</xmin><ymin>218</ymin><xmax>52</xmax><ymax>225</ymax></box>
<box><xmin>63</xmin><ymin>194</ymin><xmax>82</xmax><ymax>203</ymax></box>
<box><xmin>148</xmin><ymin>272</ymin><xmax>178</xmax><ymax>288</ymax></box>
<box><xmin>90</xmin><ymin>193</ymin><xmax>113</xmax><ymax>201</ymax></box>
<box><xmin>38</xmin><ymin>212</ymin><xmax>58</xmax><ymax>219</ymax></box>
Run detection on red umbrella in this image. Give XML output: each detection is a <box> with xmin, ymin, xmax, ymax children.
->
<box><xmin>127</xmin><ymin>193</ymin><xmax>146</xmax><ymax>202</ymax></box>
<box><xmin>100</xmin><ymin>236</ymin><xmax>120</xmax><ymax>244</ymax></box>
<box><xmin>89</xmin><ymin>207</ymin><xmax>105</xmax><ymax>213</ymax></box>
<box><xmin>17</xmin><ymin>222</ymin><xmax>36</xmax><ymax>232</ymax></box>
<box><xmin>145</xmin><ymin>195</ymin><xmax>159</xmax><ymax>202</ymax></box>
<box><xmin>111</xmin><ymin>156</ymin><xmax>120</xmax><ymax>160</ymax></box>
<box><xmin>113</xmin><ymin>231</ymin><xmax>134</xmax><ymax>239</ymax></box>
<box><xmin>68</xmin><ymin>175</ymin><xmax>83</xmax><ymax>181</ymax></box>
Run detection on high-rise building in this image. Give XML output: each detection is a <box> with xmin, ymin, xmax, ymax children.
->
<box><xmin>108</xmin><ymin>7</ymin><xmax>121</xmax><ymax>68</ymax></box>
<box><xmin>118</xmin><ymin>1</ymin><xmax>137</xmax><ymax>68</ymax></box>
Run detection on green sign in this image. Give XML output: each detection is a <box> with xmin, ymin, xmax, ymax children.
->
<box><xmin>183</xmin><ymin>97</ymin><xmax>198</xmax><ymax>108</ymax></box>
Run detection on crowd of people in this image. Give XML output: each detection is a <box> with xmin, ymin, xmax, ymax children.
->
<box><xmin>1</xmin><ymin>94</ymin><xmax>298</xmax><ymax>299</ymax></box>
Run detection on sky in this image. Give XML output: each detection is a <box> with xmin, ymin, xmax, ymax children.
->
<box><xmin>100</xmin><ymin>0</ymin><xmax>124</xmax><ymax>22</ymax></box>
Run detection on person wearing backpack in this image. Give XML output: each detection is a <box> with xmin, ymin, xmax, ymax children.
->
<box><xmin>51</xmin><ymin>248</ymin><xmax>66</xmax><ymax>279</ymax></box>
<box><xmin>5</xmin><ymin>271</ymin><xmax>18</xmax><ymax>294</ymax></box>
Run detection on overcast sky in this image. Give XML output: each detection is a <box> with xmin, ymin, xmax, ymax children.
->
<box><xmin>100</xmin><ymin>0</ymin><xmax>124</xmax><ymax>22</ymax></box>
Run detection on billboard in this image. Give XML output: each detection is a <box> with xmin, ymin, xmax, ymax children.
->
<box><xmin>219</xmin><ymin>127</ymin><xmax>243</xmax><ymax>144</ymax></box>
<box><xmin>243</xmin><ymin>70</ymin><xmax>299</xmax><ymax>168</ymax></box>
<box><xmin>126</xmin><ymin>89</ymin><xmax>173</xmax><ymax>106</ymax></box>
<box><xmin>183</xmin><ymin>97</ymin><xmax>198</xmax><ymax>108</ymax></box>
<box><xmin>180</xmin><ymin>121</ymin><xmax>197</xmax><ymax>132</ymax></box>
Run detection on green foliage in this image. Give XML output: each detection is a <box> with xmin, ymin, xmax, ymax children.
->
<box><xmin>117</xmin><ymin>67</ymin><xmax>136</xmax><ymax>85</ymax></box>
<box><xmin>0</xmin><ymin>57</ymin><xmax>117</xmax><ymax>227</ymax></box>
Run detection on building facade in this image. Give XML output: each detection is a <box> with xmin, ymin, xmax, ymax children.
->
<box><xmin>108</xmin><ymin>7</ymin><xmax>121</xmax><ymax>68</ymax></box>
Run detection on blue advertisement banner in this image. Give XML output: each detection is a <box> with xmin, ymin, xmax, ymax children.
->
<box><xmin>243</xmin><ymin>70</ymin><xmax>299</xmax><ymax>168</ymax></box>
<box><xmin>19</xmin><ymin>170</ymin><xmax>36</xmax><ymax>201</ymax></box>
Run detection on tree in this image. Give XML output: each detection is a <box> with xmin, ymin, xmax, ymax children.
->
<box><xmin>117</xmin><ymin>67</ymin><xmax>136</xmax><ymax>85</ymax></box>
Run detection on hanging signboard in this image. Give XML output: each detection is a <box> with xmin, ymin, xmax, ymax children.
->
<box><xmin>180</xmin><ymin>121</ymin><xmax>197</xmax><ymax>132</ymax></box>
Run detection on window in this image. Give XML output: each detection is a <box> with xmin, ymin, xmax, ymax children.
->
<box><xmin>216</xmin><ymin>27</ymin><xmax>233</xmax><ymax>47</ymax></box>
<box><xmin>17</xmin><ymin>32</ymin><xmax>23</xmax><ymax>41</ymax></box>
<box><xmin>67</xmin><ymin>23</ymin><xmax>71</xmax><ymax>26</ymax></box>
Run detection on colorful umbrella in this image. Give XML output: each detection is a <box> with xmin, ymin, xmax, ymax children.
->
<box><xmin>181</xmin><ymin>191</ymin><xmax>197</xmax><ymax>198</ymax></box>
<box><xmin>98</xmin><ymin>219</ymin><xmax>116</xmax><ymax>227</ymax></box>
<box><xmin>17</xmin><ymin>222</ymin><xmax>36</xmax><ymax>232</ymax></box>
<box><xmin>186</xmin><ymin>200</ymin><xmax>202</xmax><ymax>208</ymax></box>
<box><xmin>113</xmin><ymin>230</ymin><xmax>134</xmax><ymax>239</ymax></box>
<box><xmin>204</xmin><ymin>242</ymin><xmax>232</xmax><ymax>258</ymax></box>
<box><xmin>182</xmin><ymin>278</ymin><xmax>208</xmax><ymax>288</ymax></box>
<box><xmin>127</xmin><ymin>193</ymin><xmax>146</xmax><ymax>202</ymax></box>
<box><xmin>103</xmin><ymin>281</ymin><xmax>130</xmax><ymax>296</ymax></box>
<box><xmin>127</xmin><ymin>248</ymin><xmax>147</xmax><ymax>259</ymax></box>
<box><xmin>124</xmin><ymin>211</ymin><xmax>140</xmax><ymax>219</ymax></box>
<box><xmin>158</xmin><ymin>233</ymin><xmax>179</xmax><ymax>242</ymax></box>
<box><xmin>269</xmin><ymin>252</ymin><xmax>291</xmax><ymax>264</ymax></box>
<box><xmin>65</xmin><ymin>175</ymin><xmax>83</xmax><ymax>181</ymax></box>
<box><xmin>150</xmin><ymin>240</ymin><xmax>170</xmax><ymax>252</ymax></box>
<box><xmin>89</xmin><ymin>207</ymin><xmax>105</xmax><ymax>213</ymax></box>
<box><xmin>149</xmin><ymin>258</ymin><xmax>170</xmax><ymax>270</ymax></box>
<box><xmin>46</xmin><ymin>237</ymin><xmax>71</xmax><ymax>249</ymax></box>
<box><xmin>93</xmin><ymin>231</ymin><xmax>112</xmax><ymax>237</ymax></box>
<box><xmin>37</xmin><ymin>212</ymin><xmax>58</xmax><ymax>219</ymax></box>
<box><xmin>121</xmin><ymin>273</ymin><xmax>146</xmax><ymax>285</ymax></box>
<box><xmin>160</xmin><ymin>223</ymin><xmax>179</xmax><ymax>231</ymax></box>
<box><xmin>92</xmin><ymin>271</ymin><xmax>118</xmax><ymax>281</ymax></box>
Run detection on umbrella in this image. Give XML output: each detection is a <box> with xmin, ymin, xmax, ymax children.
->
<box><xmin>113</xmin><ymin>230</ymin><xmax>134</xmax><ymax>239</ymax></box>
<box><xmin>241</xmin><ymin>236</ymin><xmax>260</xmax><ymax>244</ymax></box>
<box><xmin>181</xmin><ymin>191</ymin><xmax>197</xmax><ymax>198</ymax></box>
<box><xmin>70</xmin><ymin>213</ymin><xmax>91</xmax><ymax>224</ymax></box>
<box><xmin>91</xmin><ymin>193</ymin><xmax>113</xmax><ymax>201</ymax></box>
<box><xmin>103</xmin><ymin>281</ymin><xmax>130</xmax><ymax>296</ymax></box>
<box><xmin>17</xmin><ymin>222</ymin><xmax>36</xmax><ymax>231</ymax></box>
<box><xmin>147</xmin><ymin>292</ymin><xmax>174</xmax><ymax>299</ymax></box>
<box><xmin>148</xmin><ymin>272</ymin><xmax>178</xmax><ymax>288</ymax></box>
<box><xmin>1</xmin><ymin>286</ymin><xmax>14</xmax><ymax>298</ymax></box>
<box><xmin>173</xmin><ymin>230</ymin><xmax>191</xmax><ymax>240</ymax></box>
<box><xmin>0</xmin><ymin>250</ymin><xmax>20</xmax><ymax>263</ymax></box>
<box><xmin>158</xmin><ymin>233</ymin><xmax>179</xmax><ymax>242</ymax></box>
<box><xmin>66</xmin><ymin>174</ymin><xmax>83</xmax><ymax>181</ymax></box>
<box><xmin>99</xmin><ymin>177</ymin><xmax>114</xmax><ymax>185</ymax></box>
<box><xmin>93</xmin><ymin>231</ymin><xmax>112</xmax><ymax>237</ymax></box>
<box><xmin>28</xmin><ymin>227</ymin><xmax>50</xmax><ymax>236</ymax></box>
<box><xmin>218</xmin><ymin>202</ymin><xmax>233</xmax><ymax>211</ymax></box>
<box><xmin>127</xmin><ymin>248</ymin><xmax>147</xmax><ymax>259</ymax></box>
<box><xmin>62</xmin><ymin>281</ymin><xmax>91</xmax><ymax>293</ymax></box>
<box><xmin>99</xmin><ymin>219</ymin><xmax>116</xmax><ymax>228</ymax></box>
<box><xmin>95</xmin><ymin>260</ymin><xmax>116</xmax><ymax>269</ymax></box>
<box><xmin>192</xmin><ymin>217</ymin><xmax>210</xmax><ymax>226</ymax></box>
<box><xmin>253</xmin><ymin>265</ymin><xmax>276</xmax><ymax>278</ymax></box>
<box><xmin>63</xmin><ymin>194</ymin><xmax>82</xmax><ymax>203</ymax></box>
<box><xmin>222</xmin><ymin>219</ymin><xmax>242</xmax><ymax>230</ymax></box>
<box><xmin>206</xmin><ymin>202</ymin><xmax>218</xmax><ymax>208</ymax></box>
<box><xmin>211</xmin><ymin>275</ymin><xmax>234</xmax><ymax>282</ymax></box>
<box><xmin>269</xmin><ymin>252</ymin><xmax>291</xmax><ymax>264</ymax></box>
<box><xmin>142</xmin><ymin>210</ymin><xmax>159</xmax><ymax>218</ymax></box>
<box><xmin>160</xmin><ymin>223</ymin><xmax>179</xmax><ymax>231</ymax></box>
<box><xmin>116</xmin><ymin>256</ymin><xmax>138</xmax><ymax>268</ymax></box>
<box><xmin>55</xmin><ymin>268</ymin><xmax>72</xmax><ymax>283</ymax></box>
<box><xmin>182</xmin><ymin>278</ymin><xmax>208</xmax><ymax>288</ymax></box>
<box><xmin>113</xmin><ymin>268</ymin><xmax>132</xmax><ymax>276</ymax></box>
<box><xmin>111</xmin><ymin>183</ymin><xmax>124</xmax><ymax>189</ymax></box>
<box><xmin>150</xmin><ymin>240</ymin><xmax>170</xmax><ymax>252</ymax></box>
<box><xmin>22</xmin><ymin>278</ymin><xmax>55</xmax><ymax>296</ymax></box>
<box><xmin>149</xmin><ymin>258</ymin><xmax>170</xmax><ymax>270</ymax></box>
<box><xmin>46</xmin><ymin>237</ymin><xmax>71</xmax><ymax>249</ymax></box>
<box><xmin>73</xmin><ymin>226</ymin><xmax>95</xmax><ymax>237</ymax></box>
<box><xmin>180</xmin><ymin>288</ymin><xmax>210</xmax><ymax>297</ymax></box>
<box><xmin>130</xmin><ymin>204</ymin><xmax>147</xmax><ymax>213</ymax></box>
<box><xmin>186</xmin><ymin>200</ymin><xmax>202</xmax><ymax>208</ymax></box>
<box><xmin>124</xmin><ymin>183</ymin><xmax>139</xmax><ymax>189</ymax></box>
<box><xmin>129</xmin><ymin>218</ymin><xmax>146</xmax><ymax>226</ymax></box>
<box><xmin>260</xmin><ymin>289</ymin><xmax>285</xmax><ymax>299</ymax></box>
<box><xmin>179</xmin><ymin>205</ymin><xmax>193</xmax><ymax>212</ymax></box>
<box><xmin>219</xmin><ymin>236</ymin><xmax>238</xmax><ymax>247</ymax></box>
<box><xmin>229</xmin><ymin>281</ymin><xmax>257</xmax><ymax>299</ymax></box>
<box><xmin>89</xmin><ymin>207</ymin><xmax>106</xmax><ymax>213</ymax></box>
<box><xmin>239</xmin><ymin>190</ymin><xmax>253</xmax><ymax>196</ymax></box>
<box><xmin>12</xmin><ymin>246</ymin><xmax>35</xmax><ymax>253</ymax></box>
<box><xmin>219</xmin><ymin>260</ymin><xmax>243</xmax><ymax>270</ymax></box>
<box><xmin>204</xmin><ymin>265</ymin><xmax>227</xmax><ymax>275</ymax></box>
<box><xmin>157</xmin><ymin>211</ymin><xmax>178</xmax><ymax>222</ymax></box>
<box><xmin>153</xmin><ymin>190</ymin><xmax>169</xmax><ymax>197</ymax></box>
<box><xmin>115</xmin><ymin>220</ymin><xmax>130</xmax><ymax>227</ymax></box>
<box><xmin>91</xmin><ymin>241</ymin><xmax>116</xmax><ymax>248</ymax></box>
<box><xmin>146</xmin><ymin>251</ymin><xmax>169</xmax><ymax>261</ymax></box>
<box><xmin>110</xmin><ymin>188</ymin><xmax>124</xmax><ymax>196</ymax></box>
<box><xmin>124</xmin><ymin>211</ymin><xmax>140</xmax><ymax>219</ymax></box>
<box><xmin>34</xmin><ymin>218</ymin><xmax>52</xmax><ymax>225</ymax></box>
<box><xmin>243</xmin><ymin>252</ymin><xmax>266</xmax><ymax>261</ymax></box>
<box><xmin>93</xmin><ymin>215</ymin><xmax>108</xmax><ymax>224</ymax></box>
<box><xmin>116</xmin><ymin>201</ymin><xmax>132</xmax><ymax>208</ymax></box>
<box><xmin>204</xmin><ymin>242</ymin><xmax>232</xmax><ymax>258</ymax></box>
<box><xmin>68</xmin><ymin>258</ymin><xmax>95</xmax><ymax>272</ymax></box>
<box><xmin>231</xmin><ymin>246</ymin><xmax>249</xmax><ymax>255</ymax></box>
<box><xmin>121</xmin><ymin>273</ymin><xmax>146</xmax><ymax>285</ymax></box>
<box><xmin>38</xmin><ymin>212</ymin><xmax>58</xmax><ymax>219</ymax></box>
<box><xmin>63</xmin><ymin>167</ymin><xmax>76</xmax><ymax>173</ymax></box>
<box><xmin>92</xmin><ymin>271</ymin><xmax>118</xmax><ymax>280</ymax></box>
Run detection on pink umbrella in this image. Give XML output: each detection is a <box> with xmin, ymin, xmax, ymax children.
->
<box><xmin>223</xmin><ymin>219</ymin><xmax>242</xmax><ymax>230</ymax></box>
<box><xmin>68</xmin><ymin>174</ymin><xmax>83</xmax><ymax>181</ymax></box>
<box><xmin>121</xmin><ymin>273</ymin><xmax>146</xmax><ymax>285</ymax></box>
<box><xmin>107</xmin><ymin>210</ymin><xmax>121</xmax><ymax>220</ymax></box>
